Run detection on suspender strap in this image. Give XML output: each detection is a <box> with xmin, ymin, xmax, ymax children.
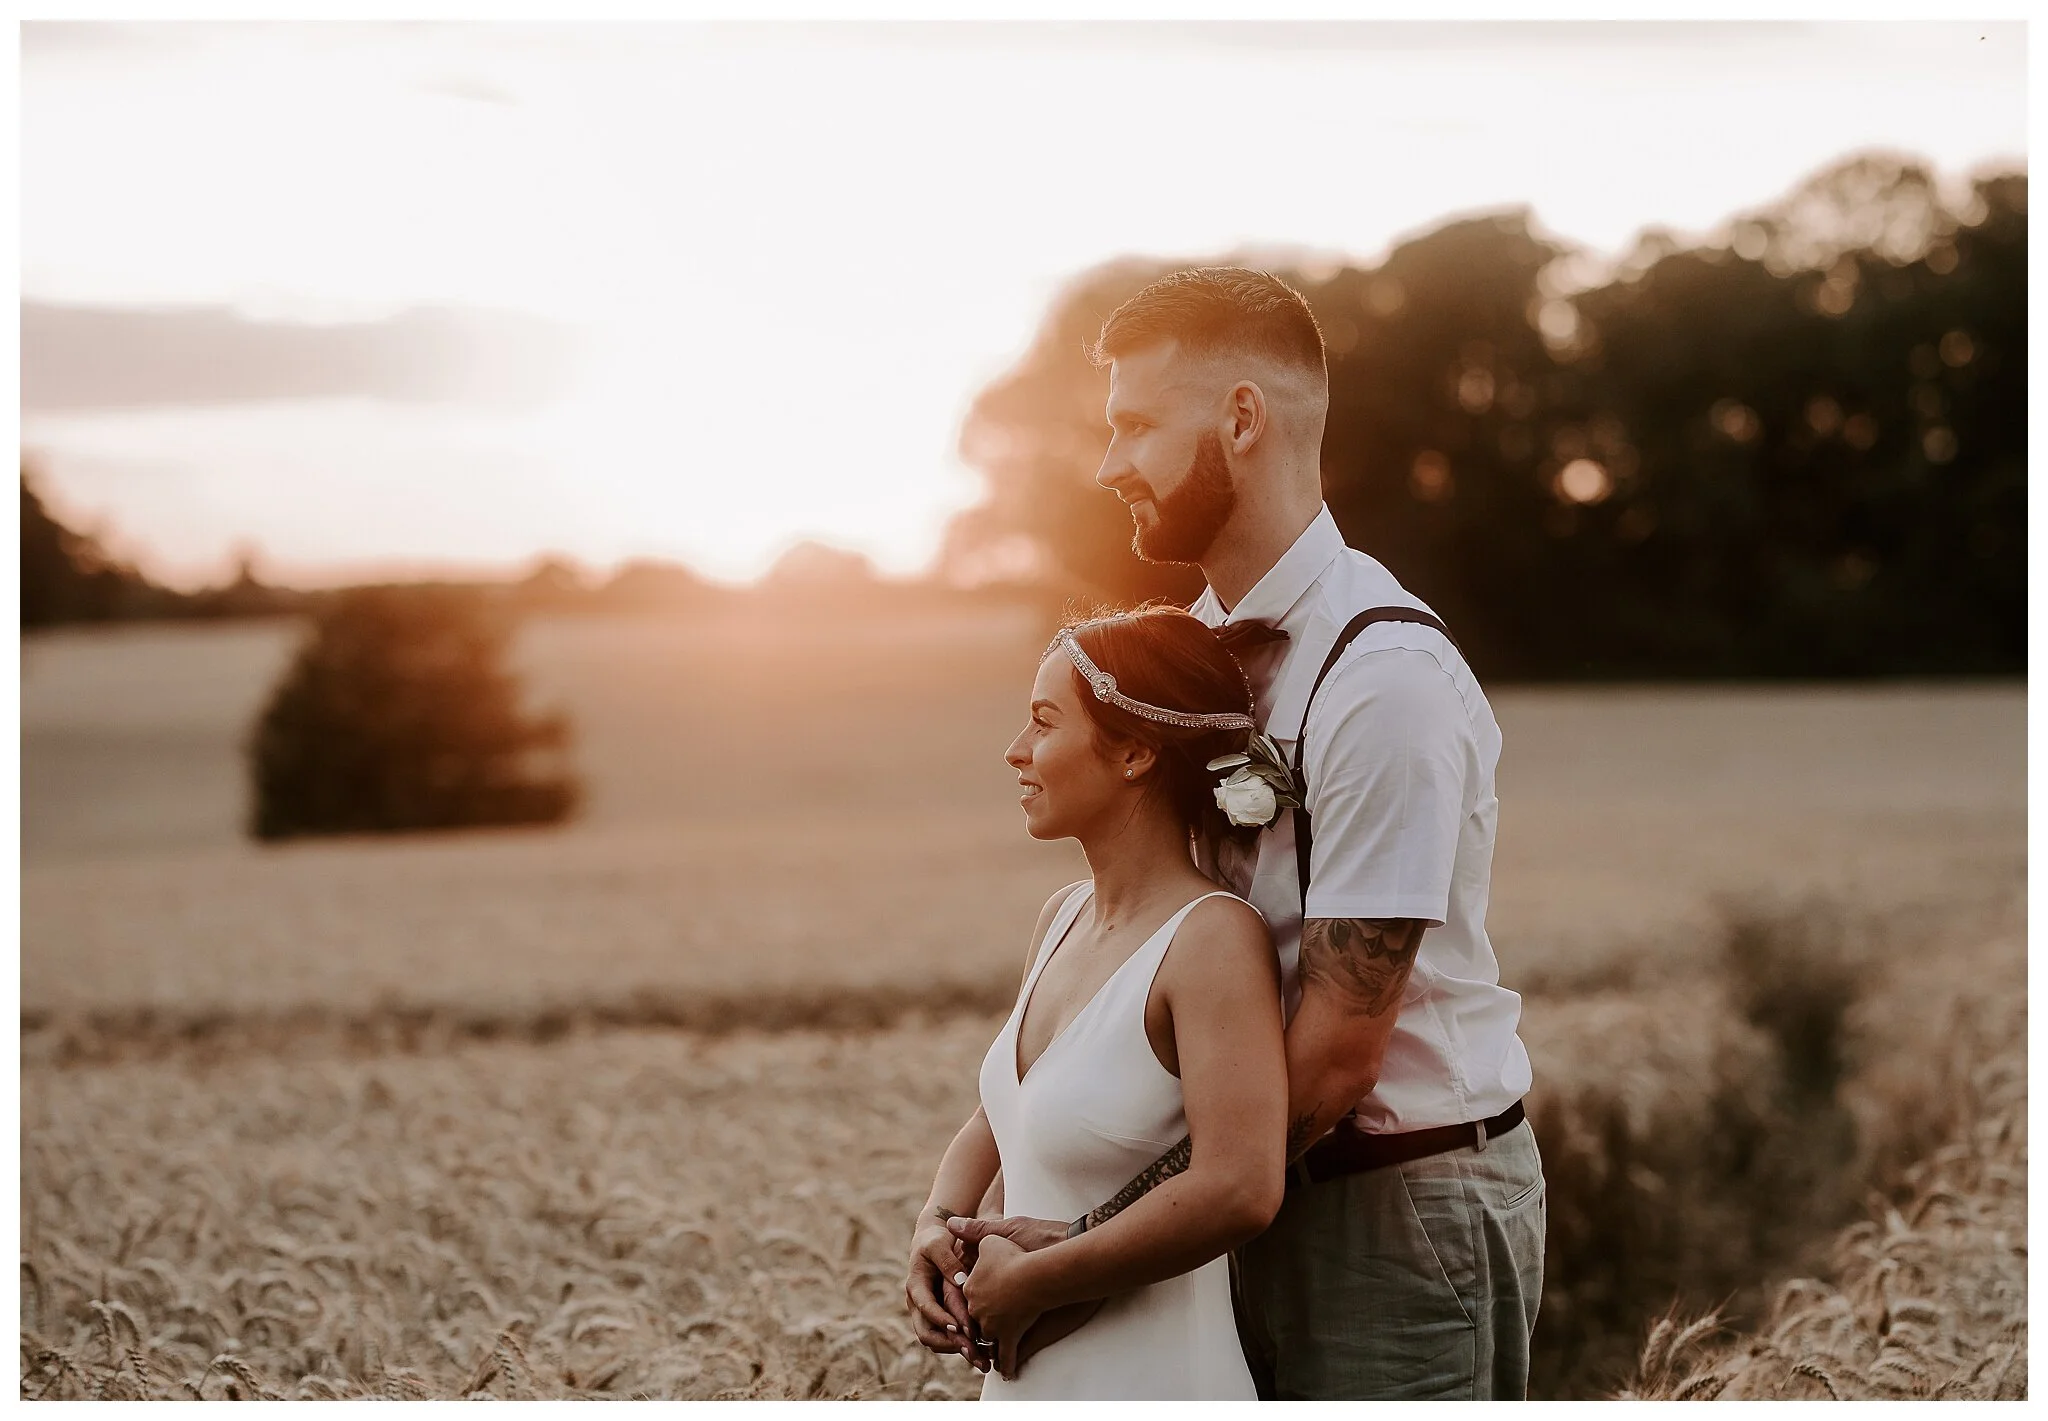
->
<box><xmin>1291</xmin><ymin>606</ymin><xmax>1458</xmax><ymax>913</ymax></box>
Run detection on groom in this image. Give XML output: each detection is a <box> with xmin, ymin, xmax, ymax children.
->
<box><xmin>948</xmin><ymin>268</ymin><xmax>1545</xmax><ymax>1398</ymax></box>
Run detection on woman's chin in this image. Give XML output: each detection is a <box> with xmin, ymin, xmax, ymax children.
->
<box><xmin>1019</xmin><ymin>801</ymin><xmax>1062</xmax><ymax>840</ymax></box>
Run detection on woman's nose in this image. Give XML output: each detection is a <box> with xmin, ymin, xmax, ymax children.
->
<box><xmin>1004</xmin><ymin>733</ymin><xmax>1029</xmax><ymax>768</ymax></box>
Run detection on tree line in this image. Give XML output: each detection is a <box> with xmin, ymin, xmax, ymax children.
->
<box><xmin>943</xmin><ymin>153</ymin><xmax>2024</xmax><ymax>679</ymax></box>
<box><xmin>21</xmin><ymin>153</ymin><xmax>2024</xmax><ymax>679</ymax></box>
<box><xmin>19</xmin><ymin>471</ymin><xmax>1005</xmax><ymax>629</ymax></box>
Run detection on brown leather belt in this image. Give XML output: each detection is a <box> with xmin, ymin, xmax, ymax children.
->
<box><xmin>1287</xmin><ymin>1100</ymin><xmax>1526</xmax><ymax>1191</ymax></box>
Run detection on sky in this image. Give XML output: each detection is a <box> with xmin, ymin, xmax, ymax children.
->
<box><xmin>17</xmin><ymin>20</ymin><xmax>2029</xmax><ymax>589</ymax></box>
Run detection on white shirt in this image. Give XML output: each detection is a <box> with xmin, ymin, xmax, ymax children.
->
<box><xmin>1190</xmin><ymin>506</ymin><xmax>1532</xmax><ymax>1133</ymax></box>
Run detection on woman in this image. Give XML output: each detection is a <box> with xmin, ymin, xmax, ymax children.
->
<box><xmin>903</xmin><ymin>607</ymin><xmax>1289</xmax><ymax>1399</ymax></box>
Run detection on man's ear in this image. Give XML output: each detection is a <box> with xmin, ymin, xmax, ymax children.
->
<box><xmin>1229</xmin><ymin>381</ymin><xmax>1268</xmax><ymax>455</ymax></box>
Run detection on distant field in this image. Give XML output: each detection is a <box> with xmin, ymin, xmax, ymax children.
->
<box><xmin>19</xmin><ymin>611</ymin><xmax>2027</xmax><ymax>1398</ymax></box>
<box><xmin>21</xmin><ymin>612</ymin><xmax>2025</xmax><ymax>1029</ymax></box>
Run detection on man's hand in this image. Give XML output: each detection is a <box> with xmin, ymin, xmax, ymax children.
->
<box><xmin>946</xmin><ymin>1213</ymin><xmax>1070</xmax><ymax>1256</ymax></box>
<box><xmin>948</xmin><ymin>1216</ymin><xmax>1105</xmax><ymax>1374</ymax></box>
<box><xmin>959</xmin><ymin>1235</ymin><xmax>1046</xmax><ymax>1380</ymax></box>
<box><xmin>1017</xmin><ymin>1299</ymin><xmax>1106</xmax><ymax>1369</ymax></box>
<box><xmin>905</xmin><ymin>1215</ymin><xmax>974</xmax><ymax>1362</ymax></box>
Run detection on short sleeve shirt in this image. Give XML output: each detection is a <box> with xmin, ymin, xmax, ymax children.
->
<box><xmin>1190</xmin><ymin>506</ymin><xmax>1532</xmax><ymax>1132</ymax></box>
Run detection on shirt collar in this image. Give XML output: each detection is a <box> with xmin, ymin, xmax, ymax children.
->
<box><xmin>1191</xmin><ymin>505</ymin><xmax>1345</xmax><ymax>635</ymax></box>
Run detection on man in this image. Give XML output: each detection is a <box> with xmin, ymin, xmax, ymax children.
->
<box><xmin>942</xmin><ymin>268</ymin><xmax>1544</xmax><ymax>1398</ymax></box>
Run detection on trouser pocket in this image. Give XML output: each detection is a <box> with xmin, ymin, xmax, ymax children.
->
<box><xmin>1238</xmin><ymin>1165</ymin><xmax>1481</xmax><ymax>1399</ymax></box>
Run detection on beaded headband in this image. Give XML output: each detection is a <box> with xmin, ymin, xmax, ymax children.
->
<box><xmin>1052</xmin><ymin>626</ymin><xmax>1256</xmax><ymax>732</ymax></box>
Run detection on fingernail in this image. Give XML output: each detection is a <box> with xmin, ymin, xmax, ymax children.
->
<box><xmin>945</xmin><ymin>1324</ymin><xmax>958</xmax><ymax>1332</ymax></box>
<box><xmin>953</xmin><ymin>1271</ymin><xmax>967</xmax><ymax>1286</ymax></box>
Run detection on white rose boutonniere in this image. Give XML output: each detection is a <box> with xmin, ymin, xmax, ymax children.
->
<box><xmin>1206</xmin><ymin>732</ymin><xmax>1302</xmax><ymax>829</ymax></box>
<box><xmin>1214</xmin><ymin>769</ymin><xmax>1277</xmax><ymax>827</ymax></box>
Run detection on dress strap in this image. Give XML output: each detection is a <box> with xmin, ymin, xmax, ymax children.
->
<box><xmin>1019</xmin><ymin>881</ymin><xmax>1094</xmax><ymax>998</ymax></box>
<box><xmin>1114</xmin><ymin>890</ymin><xmax>1251</xmax><ymax>1044</ymax></box>
<box><xmin>1132</xmin><ymin>890</ymin><xmax>1244</xmax><ymax>973</ymax></box>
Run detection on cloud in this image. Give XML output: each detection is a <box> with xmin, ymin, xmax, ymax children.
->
<box><xmin>702</xmin><ymin>20</ymin><xmax>1829</xmax><ymax>56</ymax></box>
<box><xmin>20</xmin><ymin>22</ymin><xmax>169</xmax><ymax>57</ymax></box>
<box><xmin>418</xmin><ymin>72</ymin><xmax>522</xmax><ymax>107</ymax></box>
<box><xmin>21</xmin><ymin>302</ymin><xmax>578</xmax><ymax>413</ymax></box>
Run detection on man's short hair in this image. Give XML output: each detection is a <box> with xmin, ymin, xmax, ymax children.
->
<box><xmin>1090</xmin><ymin>267</ymin><xmax>1327</xmax><ymax>381</ymax></box>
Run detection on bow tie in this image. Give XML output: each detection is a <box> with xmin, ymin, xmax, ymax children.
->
<box><xmin>1215</xmin><ymin>618</ymin><xmax>1290</xmax><ymax>654</ymax></box>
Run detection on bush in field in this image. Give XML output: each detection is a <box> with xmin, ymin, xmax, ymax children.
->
<box><xmin>247</xmin><ymin>586</ymin><xmax>579</xmax><ymax>840</ymax></box>
<box><xmin>1617</xmin><ymin>947</ymin><xmax>2026</xmax><ymax>1401</ymax></box>
<box><xmin>1529</xmin><ymin>908</ymin><xmax>1863</xmax><ymax>1397</ymax></box>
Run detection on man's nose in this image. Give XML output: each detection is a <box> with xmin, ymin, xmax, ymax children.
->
<box><xmin>1096</xmin><ymin>453</ymin><xmax>1134</xmax><ymax>495</ymax></box>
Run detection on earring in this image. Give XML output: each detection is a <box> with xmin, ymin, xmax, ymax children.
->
<box><xmin>1124</xmin><ymin>768</ymin><xmax>1134</xmax><ymax>779</ymax></box>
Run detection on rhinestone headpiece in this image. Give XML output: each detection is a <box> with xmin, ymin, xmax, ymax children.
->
<box><xmin>1052</xmin><ymin>626</ymin><xmax>1256</xmax><ymax>732</ymax></box>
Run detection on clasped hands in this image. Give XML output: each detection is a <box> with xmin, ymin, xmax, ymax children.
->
<box><xmin>905</xmin><ymin>1213</ymin><xmax>1101</xmax><ymax>1381</ymax></box>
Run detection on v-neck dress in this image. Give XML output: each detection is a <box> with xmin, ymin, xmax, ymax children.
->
<box><xmin>976</xmin><ymin>882</ymin><xmax>1258</xmax><ymax>1400</ymax></box>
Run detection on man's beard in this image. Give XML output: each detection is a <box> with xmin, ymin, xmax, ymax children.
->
<box><xmin>1131</xmin><ymin>431</ymin><xmax>1237</xmax><ymax>565</ymax></box>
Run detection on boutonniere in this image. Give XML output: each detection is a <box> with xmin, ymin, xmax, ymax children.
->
<box><xmin>1207</xmin><ymin>732</ymin><xmax>1302</xmax><ymax>829</ymax></box>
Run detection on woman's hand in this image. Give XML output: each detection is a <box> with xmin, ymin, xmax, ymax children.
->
<box><xmin>905</xmin><ymin>1215</ymin><xmax>974</xmax><ymax>1361</ymax></box>
<box><xmin>961</xmin><ymin>1234</ymin><xmax>1049</xmax><ymax>1380</ymax></box>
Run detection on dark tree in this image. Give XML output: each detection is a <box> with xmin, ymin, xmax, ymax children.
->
<box><xmin>21</xmin><ymin>464</ymin><xmax>176</xmax><ymax>626</ymax></box>
<box><xmin>23</xmin><ymin>461</ymin><xmax>305</xmax><ymax>627</ymax></box>
<box><xmin>247</xmin><ymin>586</ymin><xmax>580</xmax><ymax>840</ymax></box>
<box><xmin>943</xmin><ymin>152</ymin><xmax>2025</xmax><ymax>680</ymax></box>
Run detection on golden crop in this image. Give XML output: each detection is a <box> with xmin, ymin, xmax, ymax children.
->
<box><xmin>23</xmin><ymin>1018</ymin><xmax>1002</xmax><ymax>1399</ymax></box>
<box><xmin>1620</xmin><ymin>931</ymin><xmax>2027</xmax><ymax>1400</ymax></box>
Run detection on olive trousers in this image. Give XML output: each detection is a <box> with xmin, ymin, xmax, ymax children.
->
<box><xmin>1233</xmin><ymin>1118</ymin><xmax>1546</xmax><ymax>1400</ymax></box>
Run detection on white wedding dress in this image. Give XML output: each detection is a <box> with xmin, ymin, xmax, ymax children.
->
<box><xmin>976</xmin><ymin>882</ymin><xmax>1258</xmax><ymax>1400</ymax></box>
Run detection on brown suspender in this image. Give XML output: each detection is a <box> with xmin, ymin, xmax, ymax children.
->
<box><xmin>1290</xmin><ymin>606</ymin><xmax>1458</xmax><ymax>912</ymax></box>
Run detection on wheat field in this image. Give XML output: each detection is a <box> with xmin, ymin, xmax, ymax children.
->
<box><xmin>23</xmin><ymin>1017</ymin><xmax>1003</xmax><ymax>1399</ymax></box>
<box><xmin>1619</xmin><ymin>925</ymin><xmax>2029</xmax><ymax>1401</ymax></box>
<box><xmin>20</xmin><ymin>607</ymin><xmax>2028</xmax><ymax>1398</ymax></box>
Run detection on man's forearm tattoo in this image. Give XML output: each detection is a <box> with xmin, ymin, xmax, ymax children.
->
<box><xmin>1083</xmin><ymin>1135</ymin><xmax>1192</xmax><ymax>1231</ymax></box>
<box><xmin>1284</xmin><ymin>1109</ymin><xmax>1321</xmax><ymax>1163</ymax></box>
<box><xmin>1298</xmin><ymin>917</ymin><xmax>1424</xmax><ymax>1018</ymax></box>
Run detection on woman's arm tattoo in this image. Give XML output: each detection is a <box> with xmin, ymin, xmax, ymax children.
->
<box><xmin>1298</xmin><ymin>917</ymin><xmax>1424</xmax><ymax>1018</ymax></box>
<box><xmin>1083</xmin><ymin>1135</ymin><xmax>1192</xmax><ymax>1231</ymax></box>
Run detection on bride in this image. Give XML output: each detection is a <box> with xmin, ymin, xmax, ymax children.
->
<box><xmin>904</xmin><ymin>606</ymin><xmax>1288</xmax><ymax>1399</ymax></box>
